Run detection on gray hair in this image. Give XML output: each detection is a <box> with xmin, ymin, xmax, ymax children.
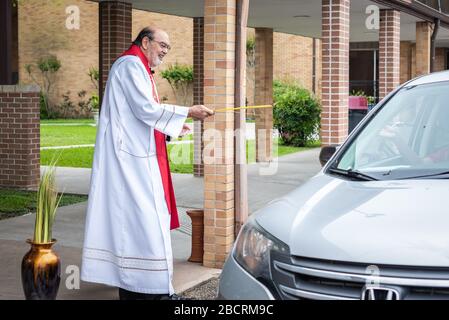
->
<box><xmin>132</xmin><ymin>27</ymin><xmax>156</xmax><ymax>46</ymax></box>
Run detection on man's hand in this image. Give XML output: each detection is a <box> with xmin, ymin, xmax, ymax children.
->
<box><xmin>188</xmin><ymin>105</ymin><xmax>214</xmax><ymax>121</ymax></box>
<box><xmin>180</xmin><ymin>123</ymin><xmax>191</xmax><ymax>137</ymax></box>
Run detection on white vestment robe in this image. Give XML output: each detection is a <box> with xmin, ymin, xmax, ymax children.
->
<box><xmin>81</xmin><ymin>55</ymin><xmax>188</xmax><ymax>294</ymax></box>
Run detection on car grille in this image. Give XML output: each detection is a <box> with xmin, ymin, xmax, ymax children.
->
<box><xmin>270</xmin><ymin>253</ymin><xmax>449</xmax><ymax>300</ymax></box>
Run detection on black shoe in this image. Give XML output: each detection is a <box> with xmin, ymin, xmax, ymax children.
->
<box><xmin>160</xmin><ymin>294</ymin><xmax>190</xmax><ymax>300</ymax></box>
<box><xmin>119</xmin><ymin>288</ymin><xmax>170</xmax><ymax>300</ymax></box>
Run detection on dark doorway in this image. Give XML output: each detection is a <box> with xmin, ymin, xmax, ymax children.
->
<box><xmin>349</xmin><ymin>49</ymin><xmax>379</xmax><ymax>100</ymax></box>
<box><xmin>0</xmin><ymin>0</ymin><xmax>19</xmax><ymax>85</ymax></box>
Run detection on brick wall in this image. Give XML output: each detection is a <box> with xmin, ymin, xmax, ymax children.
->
<box><xmin>0</xmin><ymin>85</ymin><xmax>40</xmax><ymax>189</ymax></box>
<box><xmin>379</xmin><ymin>10</ymin><xmax>400</xmax><ymax>99</ymax></box>
<box><xmin>203</xmin><ymin>0</ymin><xmax>236</xmax><ymax>269</ymax></box>
<box><xmin>18</xmin><ymin>0</ymin><xmax>99</xmax><ymax>111</ymax></box>
<box><xmin>246</xmin><ymin>29</ymin><xmax>320</xmax><ymax>109</ymax></box>
<box><xmin>273</xmin><ymin>33</ymin><xmax>315</xmax><ymax>90</ymax></box>
<box><xmin>193</xmin><ymin>17</ymin><xmax>204</xmax><ymax>177</ymax></box>
<box><xmin>18</xmin><ymin>0</ymin><xmax>193</xmax><ymax>108</ymax></box>
<box><xmin>99</xmin><ymin>1</ymin><xmax>132</xmax><ymax>103</ymax></box>
<box><xmin>254</xmin><ymin>28</ymin><xmax>273</xmax><ymax>162</ymax></box>
<box><xmin>400</xmin><ymin>41</ymin><xmax>413</xmax><ymax>84</ymax></box>
<box><xmin>434</xmin><ymin>48</ymin><xmax>446</xmax><ymax>72</ymax></box>
<box><xmin>314</xmin><ymin>38</ymin><xmax>323</xmax><ymax>99</ymax></box>
<box><xmin>321</xmin><ymin>0</ymin><xmax>350</xmax><ymax>146</ymax></box>
<box><xmin>416</xmin><ymin>21</ymin><xmax>432</xmax><ymax>76</ymax></box>
<box><xmin>401</xmin><ymin>42</ymin><xmax>446</xmax><ymax>84</ymax></box>
<box><xmin>132</xmin><ymin>9</ymin><xmax>194</xmax><ymax>105</ymax></box>
<box><xmin>18</xmin><ymin>0</ymin><xmax>318</xmax><ymax>110</ymax></box>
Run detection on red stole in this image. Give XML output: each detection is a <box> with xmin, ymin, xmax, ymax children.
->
<box><xmin>120</xmin><ymin>45</ymin><xmax>180</xmax><ymax>230</ymax></box>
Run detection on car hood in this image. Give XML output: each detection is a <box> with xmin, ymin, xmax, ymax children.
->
<box><xmin>255</xmin><ymin>173</ymin><xmax>449</xmax><ymax>267</ymax></box>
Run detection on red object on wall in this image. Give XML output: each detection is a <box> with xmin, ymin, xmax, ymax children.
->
<box><xmin>349</xmin><ymin>96</ymin><xmax>368</xmax><ymax>110</ymax></box>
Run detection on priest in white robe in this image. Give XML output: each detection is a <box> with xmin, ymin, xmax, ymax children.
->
<box><xmin>80</xmin><ymin>27</ymin><xmax>213</xmax><ymax>300</ymax></box>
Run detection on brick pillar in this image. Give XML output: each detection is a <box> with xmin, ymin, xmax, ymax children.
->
<box><xmin>0</xmin><ymin>85</ymin><xmax>40</xmax><ymax>189</ymax></box>
<box><xmin>379</xmin><ymin>10</ymin><xmax>400</xmax><ymax>99</ymax></box>
<box><xmin>193</xmin><ymin>17</ymin><xmax>205</xmax><ymax>177</ymax></box>
<box><xmin>321</xmin><ymin>0</ymin><xmax>350</xmax><ymax>146</ymax></box>
<box><xmin>203</xmin><ymin>0</ymin><xmax>236</xmax><ymax>269</ymax></box>
<box><xmin>415</xmin><ymin>21</ymin><xmax>432</xmax><ymax>76</ymax></box>
<box><xmin>400</xmin><ymin>41</ymin><xmax>413</xmax><ymax>84</ymax></box>
<box><xmin>434</xmin><ymin>48</ymin><xmax>446</xmax><ymax>72</ymax></box>
<box><xmin>315</xmin><ymin>39</ymin><xmax>323</xmax><ymax>99</ymax></box>
<box><xmin>411</xmin><ymin>43</ymin><xmax>417</xmax><ymax>78</ymax></box>
<box><xmin>254</xmin><ymin>28</ymin><xmax>273</xmax><ymax>162</ymax></box>
<box><xmin>99</xmin><ymin>1</ymin><xmax>132</xmax><ymax>106</ymax></box>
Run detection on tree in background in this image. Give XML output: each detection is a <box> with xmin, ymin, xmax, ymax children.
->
<box><xmin>25</xmin><ymin>55</ymin><xmax>61</xmax><ymax>119</ymax></box>
<box><xmin>161</xmin><ymin>63</ymin><xmax>193</xmax><ymax>107</ymax></box>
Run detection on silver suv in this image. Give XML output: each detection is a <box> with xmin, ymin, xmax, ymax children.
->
<box><xmin>218</xmin><ymin>71</ymin><xmax>449</xmax><ymax>300</ymax></box>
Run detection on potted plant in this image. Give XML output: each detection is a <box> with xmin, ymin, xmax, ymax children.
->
<box><xmin>349</xmin><ymin>89</ymin><xmax>369</xmax><ymax>110</ymax></box>
<box><xmin>21</xmin><ymin>162</ymin><xmax>63</xmax><ymax>300</ymax></box>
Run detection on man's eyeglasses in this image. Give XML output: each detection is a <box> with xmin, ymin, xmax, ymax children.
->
<box><xmin>152</xmin><ymin>39</ymin><xmax>171</xmax><ymax>52</ymax></box>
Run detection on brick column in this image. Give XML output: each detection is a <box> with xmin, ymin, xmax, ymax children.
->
<box><xmin>203</xmin><ymin>0</ymin><xmax>236</xmax><ymax>269</ymax></box>
<box><xmin>400</xmin><ymin>41</ymin><xmax>413</xmax><ymax>84</ymax></box>
<box><xmin>379</xmin><ymin>9</ymin><xmax>400</xmax><ymax>99</ymax></box>
<box><xmin>193</xmin><ymin>17</ymin><xmax>205</xmax><ymax>177</ymax></box>
<box><xmin>411</xmin><ymin>43</ymin><xmax>417</xmax><ymax>78</ymax></box>
<box><xmin>99</xmin><ymin>1</ymin><xmax>132</xmax><ymax>106</ymax></box>
<box><xmin>321</xmin><ymin>0</ymin><xmax>350</xmax><ymax>146</ymax></box>
<box><xmin>0</xmin><ymin>85</ymin><xmax>40</xmax><ymax>189</ymax></box>
<box><xmin>254</xmin><ymin>28</ymin><xmax>273</xmax><ymax>162</ymax></box>
<box><xmin>416</xmin><ymin>21</ymin><xmax>432</xmax><ymax>76</ymax></box>
<box><xmin>434</xmin><ymin>48</ymin><xmax>446</xmax><ymax>72</ymax></box>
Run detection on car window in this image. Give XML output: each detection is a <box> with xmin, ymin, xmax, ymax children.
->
<box><xmin>333</xmin><ymin>81</ymin><xmax>449</xmax><ymax>180</ymax></box>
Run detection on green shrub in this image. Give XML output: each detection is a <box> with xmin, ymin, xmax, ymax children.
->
<box><xmin>89</xmin><ymin>94</ymin><xmax>99</xmax><ymax>110</ymax></box>
<box><xmin>39</xmin><ymin>91</ymin><xmax>50</xmax><ymax>119</ymax></box>
<box><xmin>161</xmin><ymin>63</ymin><xmax>193</xmax><ymax>106</ymax></box>
<box><xmin>273</xmin><ymin>80</ymin><xmax>321</xmax><ymax>147</ymax></box>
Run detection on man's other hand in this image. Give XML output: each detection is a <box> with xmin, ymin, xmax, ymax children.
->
<box><xmin>188</xmin><ymin>105</ymin><xmax>214</xmax><ymax>121</ymax></box>
<box><xmin>180</xmin><ymin>124</ymin><xmax>191</xmax><ymax>137</ymax></box>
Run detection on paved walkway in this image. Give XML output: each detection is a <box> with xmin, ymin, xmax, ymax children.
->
<box><xmin>0</xmin><ymin>148</ymin><xmax>321</xmax><ymax>300</ymax></box>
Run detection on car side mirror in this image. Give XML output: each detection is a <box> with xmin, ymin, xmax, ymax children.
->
<box><xmin>319</xmin><ymin>145</ymin><xmax>338</xmax><ymax>167</ymax></box>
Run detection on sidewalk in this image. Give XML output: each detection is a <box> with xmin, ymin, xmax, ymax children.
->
<box><xmin>0</xmin><ymin>148</ymin><xmax>321</xmax><ymax>299</ymax></box>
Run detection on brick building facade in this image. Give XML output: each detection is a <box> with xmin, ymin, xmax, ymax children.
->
<box><xmin>16</xmin><ymin>0</ymin><xmax>320</xmax><ymax>110</ymax></box>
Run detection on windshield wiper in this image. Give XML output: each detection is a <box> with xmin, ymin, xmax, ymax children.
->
<box><xmin>398</xmin><ymin>170</ymin><xmax>449</xmax><ymax>180</ymax></box>
<box><xmin>328</xmin><ymin>168</ymin><xmax>378</xmax><ymax>181</ymax></box>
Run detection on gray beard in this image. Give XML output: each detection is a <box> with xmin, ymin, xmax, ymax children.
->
<box><xmin>151</xmin><ymin>57</ymin><xmax>162</xmax><ymax>68</ymax></box>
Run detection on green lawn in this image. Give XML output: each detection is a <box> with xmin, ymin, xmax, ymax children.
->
<box><xmin>41</xmin><ymin>139</ymin><xmax>319</xmax><ymax>174</ymax></box>
<box><xmin>0</xmin><ymin>189</ymin><xmax>88</xmax><ymax>220</ymax></box>
<box><xmin>40</xmin><ymin>120</ymin><xmax>320</xmax><ymax>173</ymax></box>
<box><xmin>41</xmin><ymin>147</ymin><xmax>95</xmax><ymax>168</ymax></box>
<box><xmin>40</xmin><ymin>144</ymin><xmax>194</xmax><ymax>173</ymax></box>
<box><xmin>41</xmin><ymin>119</ymin><xmax>95</xmax><ymax>124</ymax></box>
<box><xmin>41</xmin><ymin>125</ymin><xmax>97</xmax><ymax>147</ymax></box>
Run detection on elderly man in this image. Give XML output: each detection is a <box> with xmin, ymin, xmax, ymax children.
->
<box><xmin>81</xmin><ymin>27</ymin><xmax>213</xmax><ymax>300</ymax></box>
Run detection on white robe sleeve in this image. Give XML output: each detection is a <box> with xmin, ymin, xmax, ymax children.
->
<box><xmin>118</xmin><ymin>59</ymin><xmax>188</xmax><ymax>138</ymax></box>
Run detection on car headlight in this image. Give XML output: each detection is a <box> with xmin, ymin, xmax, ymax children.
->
<box><xmin>233</xmin><ymin>219</ymin><xmax>289</xmax><ymax>282</ymax></box>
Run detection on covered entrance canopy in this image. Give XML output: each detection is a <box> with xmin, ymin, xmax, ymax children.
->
<box><xmin>89</xmin><ymin>0</ymin><xmax>449</xmax><ymax>269</ymax></box>
<box><xmin>96</xmin><ymin>0</ymin><xmax>449</xmax><ymax>45</ymax></box>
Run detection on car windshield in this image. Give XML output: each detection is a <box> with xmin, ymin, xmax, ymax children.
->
<box><xmin>331</xmin><ymin>80</ymin><xmax>449</xmax><ymax>180</ymax></box>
